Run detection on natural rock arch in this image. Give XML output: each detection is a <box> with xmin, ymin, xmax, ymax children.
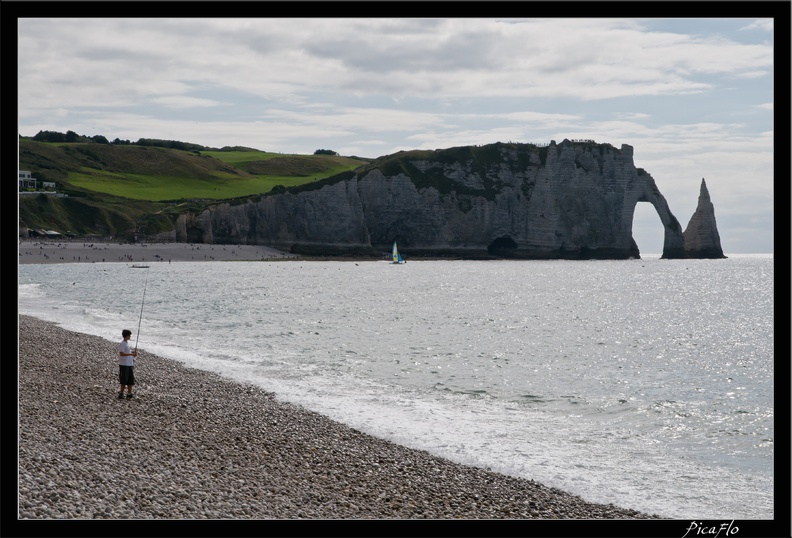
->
<box><xmin>628</xmin><ymin>172</ymin><xmax>686</xmax><ymax>259</ymax></box>
<box><xmin>631</xmin><ymin>201</ymin><xmax>665</xmax><ymax>254</ymax></box>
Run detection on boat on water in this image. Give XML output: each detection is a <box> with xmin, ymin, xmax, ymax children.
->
<box><xmin>130</xmin><ymin>264</ymin><xmax>150</xmax><ymax>269</ymax></box>
<box><xmin>391</xmin><ymin>242</ymin><xmax>405</xmax><ymax>264</ymax></box>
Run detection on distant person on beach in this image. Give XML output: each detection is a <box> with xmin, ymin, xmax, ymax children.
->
<box><xmin>118</xmin><ymin>329</ymin><xmax>137</xmax><ymax>399</ymax></box>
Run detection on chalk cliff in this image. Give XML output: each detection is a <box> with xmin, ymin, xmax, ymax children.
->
<box><xmin>683</xmin><ymin>178</ymin><xmax>727</xmax><ymax>259</ymax></box>
<box><xmin>156</xmin><ymin>140</ymin><xmax>716</xmax><ymax>260</ymax></box>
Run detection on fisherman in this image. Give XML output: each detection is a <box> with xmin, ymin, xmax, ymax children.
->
<box><xmin>118</xmin><ymin>329</ymin><xmax>137</xmax><ymax>399</ymax></box>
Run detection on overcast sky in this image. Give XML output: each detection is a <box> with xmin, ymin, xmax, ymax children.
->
<box><xmin>17</xmin><ymin>16</ymin><xmax>778</xmax><ymax>254</ymax></box>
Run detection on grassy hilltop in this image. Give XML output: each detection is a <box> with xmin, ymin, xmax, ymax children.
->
<box><xmin>18</xmin><ymin>137</ymin><xmax>369</xmax><ymax>239</ymax></box>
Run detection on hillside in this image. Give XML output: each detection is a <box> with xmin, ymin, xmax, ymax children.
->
<box><xmin>18</xmin><ymin>138</ymin><xmax>369</xmax><ymax>239</ymax></box>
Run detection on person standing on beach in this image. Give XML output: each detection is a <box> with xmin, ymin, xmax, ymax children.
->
<box><xmin>118</xmin><ymin>329</ymin><xmax>137</xmax><ymax>399</ymax></box>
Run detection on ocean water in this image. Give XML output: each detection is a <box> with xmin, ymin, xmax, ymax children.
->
<box><xmin>17</xmin><ymin>255</ymin><xmax>774</xmax><ymax>519</ymax></box>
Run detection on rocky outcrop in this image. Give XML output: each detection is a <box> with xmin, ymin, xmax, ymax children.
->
<box><xmin>157</xmin><ymin>140</ymin><xmax>716</xmax><ymax>260</ymax></box>
<box><xmin>683</xmin><ymin>178</ymin><xmax>726</xmax><ymax>259</ymax></box>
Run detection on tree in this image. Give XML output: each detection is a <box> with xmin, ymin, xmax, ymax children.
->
<box><xmin>33</xmin><ymin>130</ymin><xmax>67</xmax><ymax>142</ymax></box>
<box><xmin>313</xmin><ymin>149</ymin><xmax>338</xmax><ymax>156</ymax></box>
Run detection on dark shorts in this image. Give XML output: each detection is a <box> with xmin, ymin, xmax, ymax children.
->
<box><xmin>119</xmin><ymin>365</ymin><xmax>135</xmax><ymax>386</ymax></box>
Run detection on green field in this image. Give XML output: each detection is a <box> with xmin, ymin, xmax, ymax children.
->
<box><xmin>204</xmin><ymin>150</ymin><xmax>368</xmax><ymax>184</ymax></box>
<box><xmin>200</xmin><ymin>149</ymin><xmax>283</xmax><ymax>167</ymax></box>
<box><xmin>24</xmin><ymin>143</ymin><xmax>369</xmax><ymax>201</ymax></box>
<box><xmin>66</xmin><ymin>169</ymin><xmax>330</xmax><ymax>201</ymax></box>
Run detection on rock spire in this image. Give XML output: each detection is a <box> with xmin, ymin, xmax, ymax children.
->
<box><xmin>682</xmin><ymin>178</ymin><xmax>726</xmax><ymax>258</ymax></box>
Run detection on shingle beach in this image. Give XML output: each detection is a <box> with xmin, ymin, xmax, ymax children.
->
<box><xmin>17</xmin><ymin>242</ymin><xmax>663</xmax><ymax>524</ymax></box>
<box><xmin>17</xmin><ymin>314</ymin><xmax>661</xmax><ymax>522</ymax></box>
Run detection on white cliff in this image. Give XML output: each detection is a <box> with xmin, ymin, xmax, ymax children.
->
<box><xmin>163</xmin><ymin>140</ymin><xmax>716</xmax><ymax>260</ymax></box>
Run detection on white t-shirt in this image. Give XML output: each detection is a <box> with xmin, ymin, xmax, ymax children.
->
<box><xmin>119</xmin><ymin>339</ymin><xmax>134</xmax><ymax>366</ymax></box>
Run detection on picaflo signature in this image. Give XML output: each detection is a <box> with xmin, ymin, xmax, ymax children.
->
<box><xmin>682</xmin><ymin>520</ymin><xmax>739</xmax><ymax>538</ymax></box>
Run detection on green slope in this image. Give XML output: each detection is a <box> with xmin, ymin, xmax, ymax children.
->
<box><xmin>18</xmin><ymin>138</ymin><xmax>369</xmax><ymax>237</ymax></box>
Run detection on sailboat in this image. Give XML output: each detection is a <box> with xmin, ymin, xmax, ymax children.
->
<box><xmin>391</xmin><ymin>241</ymin><xmax>405</xmax><ymax>264</ymax></box>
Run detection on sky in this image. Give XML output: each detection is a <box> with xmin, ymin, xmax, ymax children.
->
<box><xmin>16</xmin><ymin>15</ymin><xmax>781</xmax><ymax>254</ymax></box>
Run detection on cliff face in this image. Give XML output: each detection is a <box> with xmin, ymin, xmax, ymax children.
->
<box><xmin>683</xmin><ymin>178</ymin><xmax>727</xmax><ymax>259</ymax></box>
<box><xmin>158</xmin><ymin>140</ymin><xmax>713</xmax><ymax>260</ymax></box>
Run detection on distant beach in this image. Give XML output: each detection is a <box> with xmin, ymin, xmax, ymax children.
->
<box><xmin>18</xmin><ymin>240</ymin><xmax>296</xmax><ymax>265</ymax></box>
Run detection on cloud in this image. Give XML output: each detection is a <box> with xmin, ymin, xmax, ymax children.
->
<box><xmin>740</xmin><ymin>19</ymin><xmax>773</xmax><ymax>32</ymax></box>
<box><xmin>19</xmin><ymin>18</ymin><xmax>774</xmax><ymax>114</ymax></box>
<box><xmin>150</xmin><ymin>96</ymin><xmax>225</xmax><ymax>109</ymax></box>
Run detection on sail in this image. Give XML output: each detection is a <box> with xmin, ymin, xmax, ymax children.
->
<box><xmin>392</xmin><ymin>242</ymin><xmax>404</xmax><ymax>263</ymax></box>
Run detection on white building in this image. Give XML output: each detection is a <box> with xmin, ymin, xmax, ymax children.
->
<box><xmin>19</xmin><ymin>170</ymin><xmax>36</xmax><ymax>189</ymax></box>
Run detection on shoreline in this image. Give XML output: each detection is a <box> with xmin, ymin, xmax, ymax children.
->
<box><xmin>17</xmin><ymin>240</ymin><xmax>767</xmax><ymax>266</ymax></box>
<box><xmin>18</xmin><ymin>239</ymin><xmax>298</xmax><ymax>265</ymax></box>
<box><xmin>17</xmin><ymin>314</ymin><xmax>662</xmax><ymax>522</ymax></box>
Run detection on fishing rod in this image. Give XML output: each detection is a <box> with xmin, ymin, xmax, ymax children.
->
<box><xmin>134</xmin><ymin>268</ymin><xmax>149</xmax><ymax>352</ymax></box>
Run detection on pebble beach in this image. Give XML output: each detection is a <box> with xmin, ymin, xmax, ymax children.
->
<box><xmin>16</xmin><ymin>314</ymin><xmax>664</xmax><ymax>522</ymax></box>
<box><xmin>16</xmin><ymin>242</ymin><xmax>666</xmax><ymax>528</ymax></box>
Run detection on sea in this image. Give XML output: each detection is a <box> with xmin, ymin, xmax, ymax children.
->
<box><xmin>17</xmin><ymin>254</ymin><xmax>775</xmax><ymax>520</ymax></box>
